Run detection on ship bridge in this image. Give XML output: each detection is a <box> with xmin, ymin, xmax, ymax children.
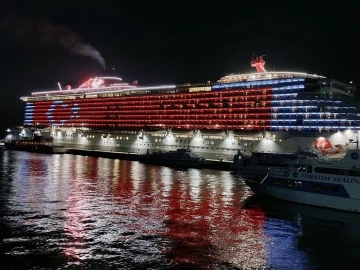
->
<box><xmin>319</xmin><ymin>79</ymin><xmax>356</xmax><ymax>97</ymax></box>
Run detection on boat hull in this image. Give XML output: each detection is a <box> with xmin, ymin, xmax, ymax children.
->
<box><xmin>245</xmin><ymin>180</ymin><xmax>360</xmax><ymax>213</ymax></box>
<box><xmin>4</xmin><ymin>142</ymin><xmax>68</xmax><ymax>154</ymax></box>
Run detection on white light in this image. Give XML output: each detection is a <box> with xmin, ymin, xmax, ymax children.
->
<box><xmin>98</xmin><ymin>76</ymin><xmax>122</xmax><ymax>81</ymax></box>
<box><xmin>225</xmin><ymin>71</ymin><xmax>326</xmax><ymax>78</ymax></box>
<box><xmin>30</xmin><ymin>84</ymin><xmax>176</xmax><ymax>97</ymax></box>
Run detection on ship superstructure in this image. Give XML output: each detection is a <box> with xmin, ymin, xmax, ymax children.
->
<box><xmin>19</xmin><ymin>56</ymin><xmax>358</xmax><ymax>160</ymax></box>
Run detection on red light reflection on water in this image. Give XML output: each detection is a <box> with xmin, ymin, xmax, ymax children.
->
<box><xmin>155</xmin><ymin>171</ymin><xmax>267</xmax><ymax>268</ymax></box>
<box><xmin>60</xmin><ymin>157</ymin><xmax>267</xmax><ymax>268</ymax></box>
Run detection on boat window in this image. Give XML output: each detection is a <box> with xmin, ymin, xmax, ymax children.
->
<box><xmin>307</xmin><ymin>166</ymin><xmax>312</xmax><ymax>173</ymax></box>
<box><xmin>273</xmin><ymin>179</ymin><xmax>340</xmax><ymax>193</ymax></box>
<box><xmin>314</xmin><ymin>167</ymin><xmax>343</xmax><ymax>175</ymax></box>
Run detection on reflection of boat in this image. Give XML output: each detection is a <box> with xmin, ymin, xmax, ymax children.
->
<box><xmin>4</xmin><ymin>135</ymin><xmax>68</xmax><ymax>154</ymax></box>
<box><xmin>243</xmin><ymin>194</ymin><xmax>360</xmax><ymax>270</ymax></box>
<box><xmin>231</xmin><ymin>150</ymin><xmax>320</xmax><ymax>180</ymax></box>
<box><xmin>139</xmin><ymin>147</ymin><xmax>205</xmax><ymax>168</ymax></box>
<box><xmin>245</xmin><ymin>149</ymin><xmax>360</xmax><ymax>212</ymax></box>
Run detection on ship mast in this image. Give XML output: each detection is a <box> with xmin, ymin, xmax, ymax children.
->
<box><xmin>250</xmin><ymin>54</ymin><xmax>267</xmax><ymax>73</ymax></box>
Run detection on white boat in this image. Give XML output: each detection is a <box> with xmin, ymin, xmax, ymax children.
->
<box><xmin>245</xmin><ymin>146</ymin><xmax>360</xmax><ymax>212</ymax></box>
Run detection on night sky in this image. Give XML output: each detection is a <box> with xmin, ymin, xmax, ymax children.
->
<box><xmin>0</xmin><ymin>1</ymin><xmax>358</xmax><ymax>136</ymax></box>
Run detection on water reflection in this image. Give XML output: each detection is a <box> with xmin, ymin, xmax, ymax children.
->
<box><xmin>2</xmin><ymin>151</ymin><xmax>360</xmax><ymax>269</ymax></box>
<box><xmin>244</xmin><ymin>195</ymin><xmax>360</xmax><ymax>269</ymax></box>
<box><xmin>1</xmin><ymin>152</ymin><xmax>268</xmax><ymax>268</ymax></box>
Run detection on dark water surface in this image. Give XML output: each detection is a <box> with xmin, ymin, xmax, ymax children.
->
<box><xmin>1</xmin><ymin>150</ymin><xmax>360</xmax><ymax>269</ymax></box>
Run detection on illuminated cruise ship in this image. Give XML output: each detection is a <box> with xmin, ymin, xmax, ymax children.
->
<box><xmin>19</xmin><ymin>55</ymin><xmax>359</xmax><ymax>159</ymax></box>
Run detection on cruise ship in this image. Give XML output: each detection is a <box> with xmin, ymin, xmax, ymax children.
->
<box><xmin>18</xmin><ymin>55</ymin><xmax>359</xmax><ymax>160</ymax></box>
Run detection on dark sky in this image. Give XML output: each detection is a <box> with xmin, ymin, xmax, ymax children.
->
<box><xmin>0</xmin><ymin>0</ymin><xmax>358</xmax><ymax>134</ymax></box>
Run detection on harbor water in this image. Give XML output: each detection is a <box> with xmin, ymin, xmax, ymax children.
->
<box><xmin>1</xmin><ymin>150</ymin><xmax>360</xmax><ymax>269</ymax></box>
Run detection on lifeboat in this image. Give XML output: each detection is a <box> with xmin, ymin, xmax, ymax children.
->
<box><xmin>115</xmin><ymin>125</ymin><xmax>143</xmax><ymax>131</ymax></box>
<box><xmin>200</xmin><ymin>127</ymin><xmax>226</xmax><ymax>135</ymax></box>
<box><xmin>233</xmin><ymin>129</ymin><xmax>263</xmax><ymax>136</ymax></box>
<box><xmin>143</xmin><ymin>125</ymin><xmax>167</xmax><ymax>132</ymax></box>
<box><xmin>171</xmin><ymin>126</ymin><xmax>194</xmax><ymax>133</ymax></box>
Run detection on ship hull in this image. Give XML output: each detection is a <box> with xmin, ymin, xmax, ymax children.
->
<box><xmin>45</xmin><ymin>128</ymin><xmax>356</xmax><ymax>160</ymax></box>
<box><xmin>4</xmin><ymin>142</ymin><xmax>68</xmax><ymax>154</ymax></box>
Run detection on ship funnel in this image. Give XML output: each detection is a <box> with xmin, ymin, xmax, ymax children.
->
<box><xmin>250</xmin><ymin>54</ymin><xmax>267</xmax><ymax>73</ymax></box>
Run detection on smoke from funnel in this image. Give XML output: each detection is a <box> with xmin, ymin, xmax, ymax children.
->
<box><xmin>0</xmin><ymin>12</ymin><xmax>106</xmax><ymax>69</ymax></box>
